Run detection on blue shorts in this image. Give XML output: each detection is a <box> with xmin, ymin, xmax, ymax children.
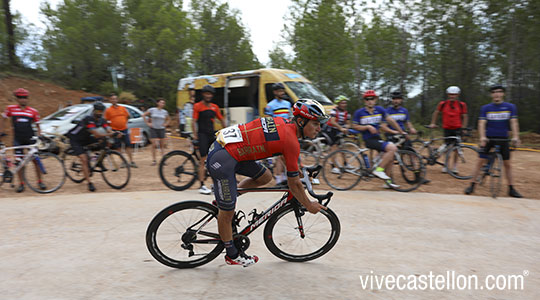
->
<box><xmin>206</xmin><ymin>141</ymin><xmax>267</xmax><ymax>211</ymax></box>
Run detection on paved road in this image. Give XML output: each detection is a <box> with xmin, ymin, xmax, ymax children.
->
<box><xmin>1</xmin><ymin>190</ymin><xmax>539</xmax><ymax>299</ymax></box>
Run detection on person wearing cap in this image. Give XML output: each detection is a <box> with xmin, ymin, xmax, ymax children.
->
<box><xmin>429</xmin><ymin>86</ymin><xmax>468</xmax><ymax>173</ymax></box>
<box><xmin>0</xmin><ymin>88</ymin><xmax>43</xmax><ymax>193</ymax></box>
<box><xmin>143</xmin><ymin>98</ymin><xmax>171</xmax><ymax>166</ymax></box>
<box><xmin>464</xmin><ymin>85</ymin><xmax>523</xmax><ymax>198</ymax></box>
<box><xmin>192</xmin><ymin>85</ymin><xmax>226</xmax><ymax>195</ymax></box>
<box><xmin>264</xmin><ymin>83</ymin><xmax>292</xmax><ymax>186</ymax></box>
<box><xmin>352</xmin><ymin>90</ymin><xmax>407</xmax><ymax>188</ymax></box>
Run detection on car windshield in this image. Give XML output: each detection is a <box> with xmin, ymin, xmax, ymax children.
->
<box><xmin>43</xmin><ymin>106</ymin><xmax>89</xmax><ymax>121</ymax></box>
<box><xmin>285</xmin><ymin>82</ymin><xmax>332</xmax><ymax>105</ymax></box>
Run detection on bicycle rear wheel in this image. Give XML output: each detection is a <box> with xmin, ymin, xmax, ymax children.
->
<box><xmin>322</xmin><ymin>149</ymin><xmax>363</xmax><ymax>191</ymax></box>
<box><xmin>63</xmin><ymin>150</ymin><xmax>86</xmax><ymax>183</ymax></box>
<box><xmin>100</xmin><ymin>150</ymin><xmax>130</xmax><ymax>189</ymax></box>
<box><xmin>146</xmin><ymin>201</ymin><xmax>223</xmax><ymax>269</ymax></box>
<box><xmin>159</xmin><ymin>150</ymin><xmax>198</xmax><ymax>191</ymax></box>
<box><xmin>489</xmin><ymin>153</ymin><xmax>503</xmax><ymax>198</ymax></box>
<box><xmin>23</xmin><ymin>152</ymin><xmax>66</xmax><ymax>193</ymax></box>
<box><xmin>388</xmin><ymin>149</ymin><xmax>426</xmax><ymax>192</ymax></box>
<box><xmin>409</xmin><ymin>139</ymin><xmax>430</xmax><ymax>162</ymax></box>
<box><xmin>445</xmin><ymin>145</ymin><xmax>480</xmax><ymax>180</ymax></box>
<box><xmin>264</xmin><ymin>202</ymin><xmax>340</xmax><ymax>262</ymax></box>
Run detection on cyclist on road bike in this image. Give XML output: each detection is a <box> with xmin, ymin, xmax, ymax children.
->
<box><xmin>206</xmin><ymin>99</ymin><xmax>328</xmax><ymax>267</ymax></box>
<box><xmin>429</xmin><ymin>86</ymin><xmax>468</xmax><ymax>173</ymax></box>
<box><xmin>464</xmin><ymin>85</ymin><xmax>523</xmax><ymax>198</ymax></box>
<box><xmin>264</xmin><ymin>83</ymin><xmax>293</xmax><ymax>186</ymax></box>
<box><xmin>66</xmin><ymin>102</ymin><xmax>118</xmax><ymax>192</ymax></box>
<box><xmin>0</xmin><ymin>88</ymin><xmax>44</xmax><ymax>193</ymax></box>
<box><xmin>352</xmin><ymin>90</ymin><xmax>407</xmax><ymax>188</ymax></box>
<box><xmin>192</xmin><ymin>85</ymin><xmax>226</xmax><ymax>195</ymax></box>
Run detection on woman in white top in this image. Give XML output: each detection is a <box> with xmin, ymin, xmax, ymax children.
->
<box><xmin>143</xmin><ymin>98</ymin><xmax>170</xmax><ymax>165</ymax></box>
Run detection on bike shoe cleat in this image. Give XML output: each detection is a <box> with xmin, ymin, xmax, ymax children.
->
<box><xmin>508</xmin><ymin>189</ymin><xmax>523</xmax><ymax>198</ymax></box>
<box><xmin>88</xmin><ymin>182</ymin><xmax>96</xmax><ymax>192</ymax></box>
<box><xmin>16</xmin><ymin>184</ymin><xmax>25</xmax><ymax>193</ymax></box>
<box><xmin>225</xmin><ymin>252</ymin><xmax>259</xmax><ymax>267</ymax></box>
<box><xmin>38</xmin><ymin>182</ymin><xmax>47</xmax><ymax>190</ymax></box>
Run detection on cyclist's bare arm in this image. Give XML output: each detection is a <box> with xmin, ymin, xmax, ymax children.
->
<box><xmin>191</xmin><ymin>118</ymin><xmax>198</xmax><ymax>140</ymax></box>
<box><xmin>461</xmin><ymin>113</ymin><xmax>468</xmax><ymax>128</ymax></box>
<box><xmin>477</xmin><ymin>119</ymin><xmax>487</xmax><ymax>146</ymax></box>
<box><xmin>510</xmin><ymin>118</ymin><xmax>521</xmax><ymax>146</ymax></box>
<box><xmin>352</xmin><ymin>124</ymin><xmax>376</xmax><ymax>134</ymax></box>
<box><xmin>429</xmin><ymin>110</ymin><xmax>439</xmax><ymax>127</ymax></box>
<box><xmin>385</xmin><ymin>117</ymin><xmax>406</xmax><ymax>135</ymax></box>
<box><xmin>89</xmin><ymin>128</ymin><xmax>113</xmax><ymax>139</ymax></box>
<box><xmin>287</xmin><ymin>175</ymin><xmax>326</xmax><ymax>214</ymax></box>
<box><xmin>329</xmin><ymin>117</ymin><xmax>347</xmax><ymax>132</ymax></box>
<box><xmin>406</xmin><ymin>121</ymin><xmax>417</xmax><ymax>134</ymax></box>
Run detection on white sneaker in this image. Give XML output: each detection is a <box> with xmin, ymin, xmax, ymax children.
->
<box><xmin>312</xmin><ymin>178</ymin><xmax>320</xmax><ymax>185</ymax></box>
<box><xmin>384</xmin><ymin>180</ymin><xmax>400</xmax><ymax>189</ymax></box>
<box><xmin>331</xmin><ymin>167</ymin><xmax>341</xmax><ymax>174</ymax></box>
<box><xmin>199</xmin><ymin>185</ymin><xmax>212</xmax><ymax>195</ymax></box>
<box><xmin>442</xmin><ymin>167</ymin><xmax>448</xmax><ymax>173</ymax></box>
<box><xmin>372</xmin><ymin>170</ymin><xmax>390</xmax><ymax>180</ymax></box>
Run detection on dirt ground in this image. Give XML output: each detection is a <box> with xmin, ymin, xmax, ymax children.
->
<box><xmin>2</xmin><ymin>135</ymin><xmax>540</xmax><ymax>200</ymax></box>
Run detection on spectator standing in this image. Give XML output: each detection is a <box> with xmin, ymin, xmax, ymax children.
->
<box><xmin>104</xmin><ymin>93</ymin><xmax>137</xmax><ymax>168</ymax></box>
<box><xmin>143</xmin><ymin>98</ymin><xmax>170</xmax><ymax>165</ymax></box>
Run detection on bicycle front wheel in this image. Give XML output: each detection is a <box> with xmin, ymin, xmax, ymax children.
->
<box><xmin>322</xmin><ymin>149</ymin><xmax>363</xmax><ymax>190</ymax></box>
<box><xmin>300</xmin><ymin>150</ymin><xmax>318</xmax><ymax>168</ymax></box>
<box><xmin>23</xmin><ymin>152</ymin><xmax>66</xmax><ymax>193</ymax></box>
<box><xmin>63</xmin><ymin>150</ymin><xmax>86</xmax><ymax>183</ymax></box>
<box><xmin>146</xmin><ymin>201</ymin><xmax>223</xmax><ymax>269</ymax></box>
<box><xmin>389</xmin><ymin>149</ymin><xmax>426</xmax><ymax>192</ymax></box>
<box><xmin>489</xmin><ymin>153</ymin><xmax>503</xmax><ymax>198</ymax></box>
<box><xmin>445</xmin><ymin>145</ymin><xmax>480</xmax><ymax>180</ymax></box>
<box><xmin>264</xmin><ymin>203</ymin><xmax>340</xmax><ymax>262</ymax></box>
<box><xmin>100</xmin><ymin>150</ymin><xmax>130</xmax><ymax>189</ymax></box>
<box><xmin>159</xmin><ymin>150</ymin><xmax>198</xmax><ymax>191</ymax></box>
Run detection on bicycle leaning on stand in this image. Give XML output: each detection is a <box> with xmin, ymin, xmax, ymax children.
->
<box><xmin>146</xmin><ymin>165</ymin><xmax>340</xmax><ymax>269</ymax></box>
<box><xmin>0</xmin><ymin>135</ymin><xmax>66</xmax><ymax>193</ymax></box>
<box><xmin>322</xmin><ymin>134</ymin><xmax>426</xmax><ymax>192</ymax></box>
<box><xmin>410</xmin><ymin>126</ymin><xmax>479</xmax><ymax>180</ymax></box>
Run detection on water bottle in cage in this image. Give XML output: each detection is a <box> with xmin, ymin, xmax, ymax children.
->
<box><xmin>361</xmin><ymin>153</ymin><xmax>370</xmax><ymax>168</ymax></box>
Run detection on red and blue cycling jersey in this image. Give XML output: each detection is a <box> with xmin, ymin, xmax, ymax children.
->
<box><xmin>479</xmin><ymin>102</ymin><xmax>517</xmax><ymax>137</ymax></box>
<box><xmin>352</xmin><ymin>106</ymin><xmax>387</xmax><ymax>140</ymax></box>
<box><xmin>221</xmin><ymin>117</ymin><xmax>300</xmax><ymax>177</ymax></box>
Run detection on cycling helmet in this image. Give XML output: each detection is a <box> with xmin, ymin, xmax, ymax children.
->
<box><xmin>489</xmin><ymin>84</ymin><xmax>506</xmax><ymax>92</ymax></box>
<box><xmin>293</xmin><ymin>99</ymin><xmax>329</xmax><ymax>123</ymax></box>
<box><xmin>201</xmin><ymin>84</ymin><xmax>216</xmax><ymax>94</ymax></box>
<box><xmin>446</xmin><ymin>86</ymin><xmax>461</xmax><ymax>94</ymax></box>
<box><xmin>363</xmin><ymin>90</ymin><xmax>377</xmax><ymax>99</ymax></box>
<box><xmin>93</xmin><ymin>101</ymin><xmax>106</xmax><ymax>111</ymax></box>
<box><xmin>13</xmin><ymin>88</ymin><xmax>29</xmax><ymax>97</ymax></box>
<box><xmin>334</xmin><ymin>95</ymin><xmax>349</xmax><ymax>104</ymax></box>
<box><xmin>272</xmin><ymin>82</ymin><xmax>285</xmax><ymax>90</ymax></box>
<box><xmin>391</xmin><ymin>91</ymin><xmax>403</xmax><ymax>99</ymax></box>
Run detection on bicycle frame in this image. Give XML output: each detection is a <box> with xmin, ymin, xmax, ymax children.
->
<box><xmin>0</xmin><ymin>142</ymin><xmax>42</xmax><ymax>175</ymax></box>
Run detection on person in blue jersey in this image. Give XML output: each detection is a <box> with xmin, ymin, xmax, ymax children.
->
<box><xmin>352</xmin><ymin>90</ymin><xmax>406</xmax><ymax>188</ymax></box>
<box><xmin>464</xmin><ymin>85</ymin><xmax>523</xmax><ymax>198</ymax></box>
<box><xmin>264</xmin><ymin>83</ymin><xmax>292</xmax><ymax>185</ymax></box>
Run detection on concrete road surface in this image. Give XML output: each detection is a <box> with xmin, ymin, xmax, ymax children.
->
<box><xmin>1</xmin><ymin>190</ymin><xmax>539</xmax><ymax>300</ymax></box>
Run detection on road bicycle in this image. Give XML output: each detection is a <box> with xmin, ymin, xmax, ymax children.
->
<box><xmin>62</xmin><ymin>138</ymin><xmax>131</xmax><ymax>189</ymax></box>
<box><xmin>299</xmin><ymin>129</ymin><xmax>362</xmax><ymax>168</ymax></box>
<box><xmin>410</xmin><ymin>126</ymin><xmax>479</xmax><ymax>180</ymax></box>
<box><xmin>0</xmin><ymin>135</ymin><xmax>66</xmax><ymax>193</ymax></box>
<box><xmin>146</xmin><ymin>165</ymin><xmax>340</xmax><ymax>269</ymax></box>
<box><xmin>476</xmin><ymin>138</ymin><xmax>512</xmax><ymax>198</ymax></box>
<box><xmin>322</xmin><ymin>135</ymin><xmax>426</xmax><ymax>192</ymax></box>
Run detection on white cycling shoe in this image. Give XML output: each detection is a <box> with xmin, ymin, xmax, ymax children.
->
<box><xmin>331</xmin><ymin>167</ymin><xmax>341</xmax><ymax>174</ymax></box>
<box><xmin>225</xmin><ymin>252</ymin><xmax>259</xmax><ymax>267</ymax></box>
<box><xmin>198</xmin><ymin>185</ymin><xmax>212</xmax><ymax>195</ymax></box>
<box><xmin>372</xmin><ymin>170</ymin><xmax>390</xmax><ymax>180</ymax></box>
<box><xmin>383</xmin><ymin>180</ymin><xmax>400</xmax><ymax>189</ymax></box>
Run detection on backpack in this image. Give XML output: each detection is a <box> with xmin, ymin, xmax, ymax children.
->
<box><xmin>439</xmin><ymin>100</ymin><xmax>465</xmax><ymax>114</ymax></box>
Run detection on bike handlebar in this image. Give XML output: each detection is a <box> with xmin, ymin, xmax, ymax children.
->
<box><xmin>302</xmin><ymin>165</ymin><xmax>333</xmax><ymax>206</ymax></box>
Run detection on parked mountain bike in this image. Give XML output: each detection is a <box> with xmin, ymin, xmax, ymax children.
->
<box><xmin>0</xmin><ymin>135</ymin><xmax>66</xmax><ymax>193</ymax></box>
<box><xmin>322</xmin><ymin>134</ymin><xmax>426</xmax><ymax>192</ymax></box>
<box><xmin>476</xmin><ymin>138</ymin><xmax>512</xmax><ymax>198</ymax></box>
<box><xmin>62</xmin><ymin>139</ymin><xmax>131</xmax><ymax>189</ymax></box>
<box><xmin>146</xmin><ymin>165</ymin><xmax>340</xmax><ymax>269</ymax></box>
<box><xmin>410</xmin><ymin>126</ymin><xmax>479</xmax><ymax>180</ymax></box>
<box><xmin>299</xmin><ymin>129</ymin><xmax>362</xmax><ymax>168</ymax></box>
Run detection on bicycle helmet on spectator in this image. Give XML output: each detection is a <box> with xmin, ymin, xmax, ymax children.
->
<box><xmin>13</xmin><ymin>88</ymin><xmax>29</xmax><ymax>98</ymax></box>
<box><xmin>202</xmin><ymin>84</ymin><xmax>216</xmax><ymax>94</ymax></box>
<box><xmin>363</xmin><ymin>90</ymin><xmax>377</xmax><ymax>99</ymax></box>
<box><xmin>334</xmin><ymin>95</ymin><xmax>349</xmax><ymax>104</ymax></box>
<box><xmin>446</xmin><ymin>86</ymin><xmax>461</xmax><ymax>94</ymax></box>
<box><xmin>391</xmin><ymin>91</ymin><xmax>403</xmax><ymax>99</ymax></box>
<box><xmin>93</xmin><ymin>101</ymin><xmax>106</xmax><ymax>111</ymax></box>
<box><xmin>489</xmin><ymin>84</ymin><xmax>506</xmax><ymax>92</ymax></box>
<box><xmin>272</xmin><ymin>83</ymin><xmax>285</xmax><ymax>90</ymax></box>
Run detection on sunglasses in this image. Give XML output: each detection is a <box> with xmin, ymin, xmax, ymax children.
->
<box><xmin>364</xmin><ymin>97</ymin><xmax>376</xmax><ymax>101</ymax></box>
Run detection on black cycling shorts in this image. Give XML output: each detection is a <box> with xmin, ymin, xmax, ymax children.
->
<box><xmin>443</xmin><ymin>129</ymin><xmax>460</xmax><ymax>146</ymax></box>
<box><xmin>150</xmin><ymin>128</ymin><xmax>166</xmax><ymax>139</ymax></box>
<box><xmin>13</xmin><ymin>137</ymin><xmax>33</xmax><ymax>157</ymax></box>
<box><xmin>364</xmin><ymin>137</ymin><xmax>389</xmax><ymax>152</ymax></box>
<box><xmin>480</xmin><ymin>138</ymin><xmax>511</xmax><ymax>160</ymax></box>
<box><xmin>69</xmin><ymin>137</ymin><xmax>99</xmax><ymax>156</ymax></box>
<box><xmin>206</xmin><ymin>141</ymin><xmax>267</xmax><ymax>211</ymax></box>
<box><xmin>198</xmin><ymin>132</ymin><xmax>215</xmax><ymax>157</ymax></box>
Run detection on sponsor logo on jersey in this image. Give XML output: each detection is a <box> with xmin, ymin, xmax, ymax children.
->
<box><xmin>486</xmin><ymin>111</ymin><xmax>511</xmax><ymax>121</ymax></box>
<box><xmin>261</xmin><ymin>117</ymin><xmax>280</xmax><ymax>141</ymax></box>
<box><xmin>360</xmin><ymin>114</ymin><xmax>382</xmax><ymax>125</ymax></box>
<box><xmin>237</xmin><ymin>145</ymin><xmax>267</xmax><ymax>157</ymax></box>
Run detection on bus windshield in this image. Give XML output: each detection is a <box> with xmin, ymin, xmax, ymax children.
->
<box><xmin>285</xmin><ymin>81</ymin><xmax>332</xmax><ymax>105</ymax></box>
